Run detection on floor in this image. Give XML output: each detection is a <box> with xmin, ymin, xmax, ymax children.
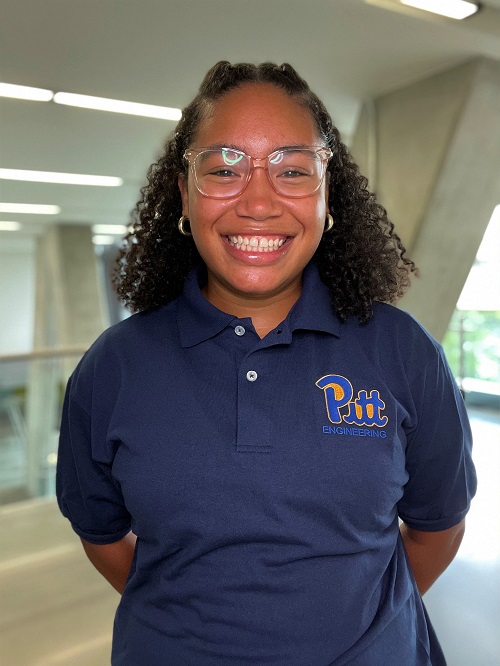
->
<box><xmin>423</xmin><ymin>408</ymin><xmax>500</xmax><ymax>666</ymax></box>
<box><xmin>0</xmin><ymin>406</ymin><xmax>498</xmax><ymax>665</ymax></box>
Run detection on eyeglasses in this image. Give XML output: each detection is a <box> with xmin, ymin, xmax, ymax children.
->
<box><xmin>183</xmin><ymin>146</ymin><xmax>332</xmax><ymax>199</ymax></box>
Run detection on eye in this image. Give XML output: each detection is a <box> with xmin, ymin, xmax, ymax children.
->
<box><xmin>197</xmin><ymin>149</ymin><xmax>246</xmax><ymax>179</ymax></box>
<box><xmin>280</xmin><ymin>168</ymin><xmax>309</xmax><ymax>178</ymax></box>
<box><xmin>269</xmin><ymin>150</ymin><xmax>316</xmax><ymax>180</ymax></box>
<box><xmin>209</xmin><ymin>168</ymin><xmax>240</xmax><ymax>177</ymax></box>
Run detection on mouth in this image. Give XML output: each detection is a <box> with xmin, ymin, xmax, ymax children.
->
<box><xmin>225</xmin><ymin>235</ymin><xmax>288</xmax><ymax>253</ymax></box>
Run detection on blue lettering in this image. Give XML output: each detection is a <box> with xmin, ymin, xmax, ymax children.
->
<box><xmin>321</xmin><ymin>425</ymin><xmax>388</xmax><ymax>440</ymax></box>
<box><xmin>315</xmin><ymin>374</ymin><xmax>353</xmax><ymax>424</ymax></box>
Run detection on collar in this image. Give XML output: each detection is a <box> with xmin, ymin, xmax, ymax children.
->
<box><xmin>287</xmin><ymin>262</ymin><xmax>341</xmax><ymax>338</ymax></box>
<box><xmin>176</xmin><ymin>266</ymin><xmax>236</xmax><ymax>347</ymax></box>
<box><xmin>176</xmin><ymin>262</ymin><xmax>340</xmax><ymax>348</ymax></box>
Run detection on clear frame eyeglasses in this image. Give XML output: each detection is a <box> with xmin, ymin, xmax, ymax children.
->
<box><xmin>183</xmin><ymin>146</ymin><xmax>333</xmax><ymax>199</ymax></box>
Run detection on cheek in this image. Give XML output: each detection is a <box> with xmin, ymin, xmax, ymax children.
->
<box><xmin>188</xmin><ymin>199</ymin><xmax>232</xmax><ymax>252</ymax></box>
<box><xmin>189</xmin><ymin>198</ymin><xmax>227</xmax><ymax>226</ymax></box>
<box><xmin>291</xmin><ymin>198</ymin><xmax>327</xmax><ymax>230</ymax></box>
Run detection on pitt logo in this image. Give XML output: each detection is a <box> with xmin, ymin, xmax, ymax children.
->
<box><xmin>316</xmin><ymin>374</ymin><xmax>388</xmax><ymax>427</ymax></box>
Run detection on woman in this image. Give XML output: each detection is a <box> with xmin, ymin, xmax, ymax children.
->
<box><xmin>56</xmin><ymin>62</ymin><xmax>476</xmax><ymax>665</ymax></box>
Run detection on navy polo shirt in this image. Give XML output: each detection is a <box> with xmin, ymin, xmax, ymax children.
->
<box><xmin>57</xmin><ymin>263</ymin><xmax>476</xmax><ymax>665</ymax></box>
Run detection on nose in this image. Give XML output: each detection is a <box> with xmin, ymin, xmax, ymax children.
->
<box><xmin>234</xmin><ymin>162</ymin><xmax>282</xmax><ymax>221</ymax></box>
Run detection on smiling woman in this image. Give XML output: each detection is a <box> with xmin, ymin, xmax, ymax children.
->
<box><xmin>56</xmin><ymin>61</ymin><xmax>476</xmax><ymax>666</ymax></box>
<box><xmin>176</xmin><ymin>83</ymin><xmax>331</xmax><ymax>334</ymax></box>
<box><xmin>113</xmin><ymin>61</ymin><xmax>415</xmax><ymax>324</ymax></box>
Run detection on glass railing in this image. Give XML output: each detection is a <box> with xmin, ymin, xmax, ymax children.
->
<box><xmin>0</xmin><ymin>347</ymin><xmax>86</xmax><ymax>505</ymax></box>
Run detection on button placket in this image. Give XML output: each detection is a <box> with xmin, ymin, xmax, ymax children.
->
<box><xmin>237</xmin><ymin>349</ymin><xmax>270</xmax><ymax>452</ymax></box>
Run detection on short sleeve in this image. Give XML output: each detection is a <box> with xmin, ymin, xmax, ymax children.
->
<box><xmin>397</xmin><ymin>344</ymin><xmax>477</xmax><ymax>532</ymax></box>
<box><xmin>56</xmin><ymin>366</ymin><xmax>132</xmax><ymax>545</ymax></box>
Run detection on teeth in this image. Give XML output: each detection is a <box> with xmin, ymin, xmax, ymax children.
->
<box><xmin>227</xmin><ymin>236</ymin><xmax>286</xmax><ymax>252</ymax></box>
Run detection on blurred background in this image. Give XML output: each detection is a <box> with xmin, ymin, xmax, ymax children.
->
<box><xmin>0</xmin><ymin>1</ymin><xmax>499</xmax><ymax>664</ymax></box>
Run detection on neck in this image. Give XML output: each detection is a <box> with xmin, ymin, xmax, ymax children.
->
<box><xmin>203</xmin><ymin>281</ymin><xmax>302</xmax><ymax>339</ymax></box>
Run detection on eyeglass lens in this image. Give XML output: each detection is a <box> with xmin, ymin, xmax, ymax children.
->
<box><xmin>192</xmin><ymin>148</ymin><xmax>326</xmax><ymax>198</ymax></box>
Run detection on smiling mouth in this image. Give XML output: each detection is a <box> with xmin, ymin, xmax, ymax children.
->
<box><xmin>225</xmin><ymin>235</ymin><xmax>288</xmax><ymax>252</ymax></box>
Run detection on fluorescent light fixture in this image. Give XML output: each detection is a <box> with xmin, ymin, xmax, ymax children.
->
<box><xmin>0</xmin><ymin>203</ymin><xmax>61</xmax><ymax>215</ymax></box>
<box><xmin>0</xmin><ymin>221</ymin><xmax>21</xmax><ymax>231</ymax></box>
<box><xmin>0</xmin><ymin>168</ymin><xmax>123</xmax><ymax>187</ymax></box>
<box><xmin>0</xmin><ymin>82</ymin><xmax>54</xmax><ymax>102</ymax></box>
<box><xmin>92</xmin><ymin>224</ymin><xmax>128</xmax><ymax>234</ymax></box>
<box><xmin>92</xmin><ymin>234</ymin><xmax>119</xmax><ymax>245</ymax></box>
<box><xmin>400</xmin><ymin>0</ymin><xmax>479</xmax><ymax>19</ymax></box>
<box><xmin>1</xmin><ymin>82</ymin><xmax>181</xmax><ymax>121</ymax></box>
<box><xmin>54</xmin><ymin>92</ymin><xmax>182</xmax><ymax>121</ymax></box>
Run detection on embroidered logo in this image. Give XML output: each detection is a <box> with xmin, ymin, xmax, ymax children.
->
<box><xmin>315</xmin><ymin>374</ymin><xmax>388</xmax><ymax>427</ymax></box>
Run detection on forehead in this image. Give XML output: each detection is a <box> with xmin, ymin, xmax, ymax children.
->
<box><xmin>193</xmin><ymin>83</ymin><xmax>319</xmax><ymax>154</ymax></box>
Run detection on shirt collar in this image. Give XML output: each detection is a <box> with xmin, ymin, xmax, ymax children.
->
<box><xmin>176</xmin><ymin>266</ymin><xmax>236</xmax><ymax>348</ymax></box>
<box><xmin>287</xmin><ymin>262</ymin><xmax>341</xmax><ymax>338</ymax></box>
<box><xmin>176</xmin><ymin>262</ymin><xmax>340</xmax><ymax>348</ymax></box>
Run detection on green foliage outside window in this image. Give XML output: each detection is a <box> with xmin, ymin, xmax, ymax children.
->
<box><xmin>443</xmin><ymin>310</ymin><xmax>500</xmax><ymax>383</ymax></box>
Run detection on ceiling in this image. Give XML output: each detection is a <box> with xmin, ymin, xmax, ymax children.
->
<box><xmin>1</xmin><ymin>0</ymin><xmax>500</xmax><ymax>240</ymax></box>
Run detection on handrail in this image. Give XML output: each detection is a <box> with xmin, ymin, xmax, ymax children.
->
<box><xmin>0</xmin><ymin>346</ymin><xmax>88</xmax><ymax>362</ymax></box>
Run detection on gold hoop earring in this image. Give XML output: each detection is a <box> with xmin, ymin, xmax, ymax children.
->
<box><xmin>178</xmin><ymin>216</ymin><xmax>192</xmax><ymax>237</ymax></box>
<box><xmin>324</xmin><ymin>213</ymin><xmax>334</xmax><ymax>233</ymax></box>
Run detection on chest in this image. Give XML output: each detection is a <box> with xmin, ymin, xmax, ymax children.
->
<box><xmin>109</xmin><ymin>333</ymin><xmax>412</xmax><ymax>550</ymax></box>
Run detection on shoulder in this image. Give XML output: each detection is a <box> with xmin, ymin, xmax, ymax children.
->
<box><xmin>371</xmin><ymin>302</ymin><xmax>438</xmax><ymax>345</ymax></box>
<box><xmin>103</xmin><ymin>300</ymin><xmax>177</xmax><ymax>346</ymax></box>
<box><xmin>69</xmin><ymin>301</ymin><xmax>178</xmax><ymax>400</ymax></box>
<box><xmin>342</xmin><ymin>302</ymin><xmax>443</xmax><ymax>371</ymax></box>
<box><xmin>90</xmin><ymin>301</ymin><xmax>176</xmax><ymax>357</ymax></box>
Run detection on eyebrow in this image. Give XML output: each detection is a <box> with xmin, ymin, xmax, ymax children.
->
<box><xmin>201</xmin><ymin>143</ymin><xmax>313</xmax><ymax>153</ymax></box>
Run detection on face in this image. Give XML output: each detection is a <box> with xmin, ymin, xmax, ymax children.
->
<box><xmin>178</xmin><ymin>83</ymin><xmax>329</xmax><ymax>309</ymax></box>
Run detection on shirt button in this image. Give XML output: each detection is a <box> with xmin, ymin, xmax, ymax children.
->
<box><xmin>235</xmin><ymin>325</ymin><xmax>246</xmax><ymax>336</ymax></box>
<box><xmin>246</xmin><ymin>370</ymin><xmax>258</xmax><ymax>382</ymax></box>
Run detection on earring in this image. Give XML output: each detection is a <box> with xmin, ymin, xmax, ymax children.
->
<box><xmin>178</xmin><ymin>216</ymin><xmax>192</xmax><ymax>237</ymax></box>
<box><xmin>324</xmin><ymin>213</ymin><xmax>334</xmax><ymax>233</ymax></box>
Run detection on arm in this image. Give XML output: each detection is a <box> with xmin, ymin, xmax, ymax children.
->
<box><xmin>400</xmin><ymin>519</ymin><xmax>465</xmax><ymax>596</ymax></box>
<box><xmin>81</xmin><ymin>531</ymin><xmax>137</xmax><ymax>594</ymax></box>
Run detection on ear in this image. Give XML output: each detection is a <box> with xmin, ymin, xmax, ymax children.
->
<box><xmin>324</xmin><ymin>172</ymin><xmax>330</xmax><ymax>211</ymax></box>
<box><xmin>178</xmin><ymin>174</ymin><xmax>189</xmax><ymax>217</ymax></box>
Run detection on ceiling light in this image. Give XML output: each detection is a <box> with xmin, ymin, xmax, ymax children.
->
<box><xmin>92</xmin><ymin>235</ymin><xmax>119</xmax><ymax>245</ymax></box>
<box><xmin>0</xmin><ymin>168</ymin><xmax>123</xmax><ymax>187</ymax></box>
<box><xmin>0</xmin><ymin>203</ymin><xmax>61</xmax><ymax>215</ymax></box>
<box><xmin>0</xmin><ymin>82</ymin><xmax>54</xmax><ymax>102</ymax></box>
<box><xmin>53</xmin><ymin>92</ymin><xmax>182</xmax><ymax>121</ymax></box>
<box><xmin>400</xmin><ymin>0</ymin><xmax>480</xmax><ymax>19</ymax></box>
<box><xmin>92</xmin><ymin>224</ymin><xmax>129</xmax><ymax>234</ymax></box>
<box><xmin>0</xmin><ymin>221</ymin><xmax>22</xmax><ymax>231</ymax></box>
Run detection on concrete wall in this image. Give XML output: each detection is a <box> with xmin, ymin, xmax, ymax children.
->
<box><xmin>351</xmin><ymin>57</ymin><xmax>500</xmax><ymax>341</ymax></box>
<box><xmin>34</xmin><ymin>224</ymin><xmax>109</xmax><ymax>348</ymax></box>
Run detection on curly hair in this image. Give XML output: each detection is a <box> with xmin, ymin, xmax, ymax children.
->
<box><xmin>114</xmin><ymin>61</ymin><xmax>416</xmax><ymax>323</ymax></box>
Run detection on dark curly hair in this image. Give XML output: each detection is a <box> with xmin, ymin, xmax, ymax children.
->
<box><xmin>114</xmin><ymin>61</ymin><xmax>416</xmax><ymax>323</ymax></box>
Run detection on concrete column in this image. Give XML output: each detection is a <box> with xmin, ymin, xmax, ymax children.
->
<box><xmin>351</xmin><ymin>57</ymin><xmax>500</xmax><ymax>341</ymax></box>
<box><xmin>24</xmin><ymin>224</ymin><xmax>108</xmax><ymax>497</ymax></box>
<box><xmin>34</xmin><ymin>224</ymin><xmax>109</xmax><ymax>347</ymax></box>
